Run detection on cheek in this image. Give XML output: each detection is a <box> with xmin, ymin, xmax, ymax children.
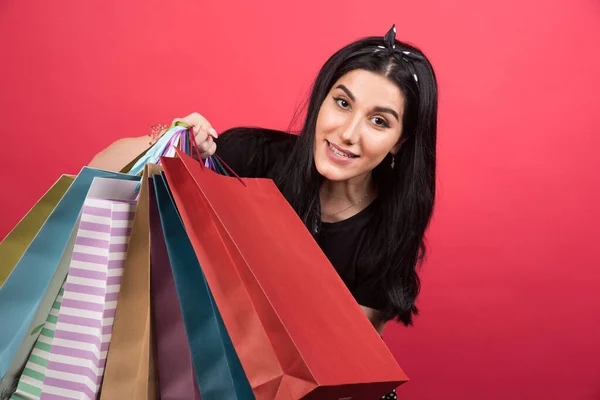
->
<box><xmin>315</xmin><ymin>103</ymin><xmax>343</xmax><ymax>137</ymax></box>
<box><xmin>315</xmin><ymin>109</ymin><xmax>325</xmax><ymax>139</ymax></box>
<box><xmin>361</xmin><ymin>133</ymin><xmax>400</xmax><ymax>161</ymax></box>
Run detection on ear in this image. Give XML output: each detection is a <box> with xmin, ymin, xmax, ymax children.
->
<box><xmin>390</xmin><ymin>137</ymin><xmax>408</xmax><ymax>155</ymax></box>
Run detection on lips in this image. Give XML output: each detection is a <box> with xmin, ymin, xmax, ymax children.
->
<box><xmin>327</xmin><ymin>141</ymin><xmax>358</xmax><ymax>158</ymax></box>
<box><xmin>323</xmin><ymin>140</ymin><xmax>359</xmax><ymax>167</ymax></box>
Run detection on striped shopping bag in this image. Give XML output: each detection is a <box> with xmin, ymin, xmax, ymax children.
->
<box><xmin>10</xmin><ymin>284</ymin><xmax>66</xmax><ymax>400</ymax></box>
<box><xmin>37</xmin><ymin>178</ymin><xmax>138</xmax><ymax>400</ymax></box>
<box><xmin>0</xmin><ymin>169</ymin><xmax>139</xmax><ymax>385</ymax></box>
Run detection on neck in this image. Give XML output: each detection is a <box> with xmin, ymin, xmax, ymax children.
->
<box><xmin>319</xmin><ymin>173</ymin><xmax>376</xmax><ymax>222</ymax></box>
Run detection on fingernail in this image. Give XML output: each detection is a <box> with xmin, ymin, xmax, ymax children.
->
<box><xmin>209</xmin><ymin>127</ymin><xmax>218</xmax><ymax>138</ymax></box>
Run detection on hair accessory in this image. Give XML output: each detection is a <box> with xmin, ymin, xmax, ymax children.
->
<box><xmin>383</xmin><ymin>25</ymin><xmax>398</xmax><ymax>49</ymax></box>
<box><xmin>375</xmin><ymin>24</ymin><xmax>424</xmax><ymax>84</ymax></box>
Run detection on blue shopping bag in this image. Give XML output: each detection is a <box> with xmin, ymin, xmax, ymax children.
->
<box><xmin>153</xmin><ymin>173</ymin><xmax>254</xmax><ymax>400</ymax></box>
<box><xmin>0</xmin><ymin>167</ymin><xmax>140</xmax><ymax>381</ymax></box>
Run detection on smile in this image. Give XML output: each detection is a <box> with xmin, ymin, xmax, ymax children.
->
<box><xmin>327</xmin><ymin>141</ymin><xmax>358</xmax><ymax>158</ymax></box>
<box><xmin>325</xmin><ymin>140</ymin><xmax>358</xmax><ymax>166</ymax></box>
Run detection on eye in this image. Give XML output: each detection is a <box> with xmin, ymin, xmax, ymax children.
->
<box><xmin>334</xmin><ymin>97</ymin><xmax>350</xmax><ymax>109</ymax></box>
<box><xmin>371</xmin><ymin>116</ymin><xmax>390</xmax><ymax>128</ymax></box>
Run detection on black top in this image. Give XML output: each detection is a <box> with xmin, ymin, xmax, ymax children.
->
<box><xmin>215</xmin><ymin>129</ymin><xmax>387</xmax><ymax>311</ymax></box>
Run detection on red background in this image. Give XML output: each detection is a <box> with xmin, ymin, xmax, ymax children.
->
<box><xmin>1</xmin><ymin>1</ymin><xmax>599</xmax><ymax>398</ymax></box>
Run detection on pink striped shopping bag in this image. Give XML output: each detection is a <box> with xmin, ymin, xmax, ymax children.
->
<box><xmin>39</xmin><ymin>178</ymin><xmax>139</xmax><ymax>400</ymax></box>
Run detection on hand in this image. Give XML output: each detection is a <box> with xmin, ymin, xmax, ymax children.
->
<box><xmin>172</xmin><ymin>112</ymin><xmax>218</xmax><ymax>159</ymax></box>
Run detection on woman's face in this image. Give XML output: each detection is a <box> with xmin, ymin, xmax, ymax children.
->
<box><xmin>313</xmin><ymin>69</ymin><xmax>405</xmax><ymax>183</ymax></box>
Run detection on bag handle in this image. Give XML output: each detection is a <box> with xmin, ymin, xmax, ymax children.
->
<box><xmin>119</xmin><ymin>120</ymin><xmax>245</xmax><ymax>186</ymax></box>
<box><xmin>184</xmin><ymin>125</ymin><xmax>247</xmax><ymax>187</ymax></box>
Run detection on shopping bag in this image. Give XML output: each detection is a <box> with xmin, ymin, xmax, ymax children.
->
<box><xmin>40</xmin><ymin>178</ymin><xmax>138</xmax><ymax>399</ymax></box>
<box><xmin>153</xmin><ymin>173</ymin><xmax>254</xmax><ymax>400</ymax></box>
<box><xmin>0</xmin><ymin>168</ymin><xmax>139</xmax><ymax>382</ymax></box>
<box><xmin>100</xmin><ymin>126</ymin><xmax>225</xmax><ymax>399</ymax></box>
<box><xmin>1</xmin><ymin>222</ymin><xmax>79</xmax><ymax>398</ymax></box>
<box><xmin>0</xmin><ymin>175</ymin><xmax>74</xmax><ymax>287</ymax></box>
<box><xmin>10</xmin><ymin>283</ymin><xmax>66</xmax><ymax>400</ymax></box>
<box><xmin>148</xmin><ymin>179</ymin><xmax>200</xmax><ymax>400</ymax></box>
<box><xmin>119</xmin><ymin>121</ymin><xmax>227</xmax><ymax>176</ymax></box>
<box><xmin>127</xmin><ymin>126</ymin><xmax>187</xmax><ymax>176</ymax></box>
<box><xmin>99</xmin><ymin>165</ymin><xmax>159</xmax><ymax>400</ymax></box>
<box><xmin>161</xmin><ymin>151</ymin><xmax>408</xmax><ymax>399</ymax></box>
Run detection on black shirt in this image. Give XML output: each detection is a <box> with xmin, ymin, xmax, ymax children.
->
<box><xmin>215</xmin><ymin>128</ymin><xmax>387</xmax><ymax>311</ymax></box>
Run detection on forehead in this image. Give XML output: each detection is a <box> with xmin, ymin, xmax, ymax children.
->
<box><xmin>332</xmin><ymin>69</ymin><xmax>405</xmax><ymax>110</ymax></box>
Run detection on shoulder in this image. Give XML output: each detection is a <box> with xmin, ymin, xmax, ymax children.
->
<box><xmin>215</xmin><ymin>127</ymin><xmax>297</xmax><ymax>178</ymax></box>
<box><xmin>216</xmin><ymin>127</ymin><xmax>296</xmax><ymax>151</ymax></box>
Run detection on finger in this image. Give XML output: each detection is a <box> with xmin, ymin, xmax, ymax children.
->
<box><xmin>197</xmin><ymin>135</ymin><xmax>214</xmax><ymax>153</ymax></box>
<box><xmin>188</xmin><ymin>116</ymin><xmax>216</xmax><ymax>138</ymax></box>
<box><xmin>208</xmin><ymin>126</ymin><xmax>218</xmax><ymax>139</ymax></box>
<box><xmin>194</xmin><ymin>122</ymin><xmax>217</xmax><ymax>139</ymax></box>
<box><xmin>172</xmin><ymin>112</ymin><xmax>206</xmax><ymax>127</ymax></box>
<box><xmin>193</xmin><ymin>124</ymin><xmax>209</xmax><ymax>144</ymax></box>
<box><xmin>171</xmin><ymin>113</ymin><xmax>218</xmax><ymax>138</ymax></box>
<box><xmin>200</xmin><ymin>142</ymin><xmax>217</xmax><ymax>159</ymax></box>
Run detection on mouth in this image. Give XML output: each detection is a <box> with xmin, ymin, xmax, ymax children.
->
<box><xmin>326</xmin><ymin>141</ymin><xmax>358</xmax><ymax>158</ymax></box>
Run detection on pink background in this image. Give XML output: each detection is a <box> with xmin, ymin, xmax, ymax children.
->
<box><xmin>1</xmin><ymin>1</ymin><xmax>599</xmax><ymax>398</ymax></box>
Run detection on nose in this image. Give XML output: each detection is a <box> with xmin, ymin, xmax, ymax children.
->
<box><xmin>339</xmin><ymin>115</ymin><xmax>361</xmax><ymax>145</ymax></box>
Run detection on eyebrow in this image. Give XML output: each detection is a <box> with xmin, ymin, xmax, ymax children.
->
<box><xmin>335</xmin><ymin>84</ymin><xmax>400</xmax><ymax>121</ymax></box>
<box><xmin>336</xmin><ymin>84</ymin><xmax>356</xmax><ymax>102</ymax></box>
<box><xmin>373</xmin><ymin>106</ymin><xmax>399</xmax><ymax>121</ymax></box>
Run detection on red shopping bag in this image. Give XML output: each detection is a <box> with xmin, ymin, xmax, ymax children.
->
<box><xmin>161</xmin><ymin>151</ymin><xmax>408</xmax><ymax>400</ymax></box>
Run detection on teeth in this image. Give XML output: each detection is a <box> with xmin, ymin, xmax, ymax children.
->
<box><xmin>329</xmin><ymin>143</ymin><xmax>351</xmax><ymax>158</ymax></box>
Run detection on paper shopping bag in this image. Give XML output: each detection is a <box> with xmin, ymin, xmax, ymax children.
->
<box><xmin>2</xmin><ymin>216</ymin><xmax>81</xmax><ymax>399</ymax></box>
<box><xmin>153</xmin><ymin>173</ymin><xmax>254</xmax><ymax>400</ymax></box>
<box><xmin>0</xmin><ymin>168</ymin><xmax>139</xmax><ymax>383</ymax></box>
<box><xmin>161</xmin><ymin>151</ymin><xmax>408</xmax><ymax>399</ymax></box>
<box><xmin>39</xmin><ymin>178</ymin><xmax>138</xmax><ymax>399</ymax></box>
<box><xmin>148</xmin><ymin>179</ymin><xmax>200</xmax><ymax>400</ymax></box>
<box><xmin>100</xmin><ymin>165</ymin><xmax>160</xmax><ymax>400</ymax></box>
<box><xmin>10</xmin><ymin>282</ymin><xmax>67</xmax><ymax>400</ymax></box>
<box><xmin>0</xmin><ymin>175</ymin><xmax>74</xmax><ymax>288</ymax></box>
<box><xmin>0</xmin><ymin>223</ymin><xmax>79</xmax><ymax>399</ymax></box>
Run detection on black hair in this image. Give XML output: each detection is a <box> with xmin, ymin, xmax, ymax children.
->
<box><xmin>222</xmin><ymin>34</ymin><xmax>438</xmax><ymax>326</ymax></box>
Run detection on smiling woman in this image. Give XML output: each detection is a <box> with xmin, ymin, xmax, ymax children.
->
<box><xmin>314</xmin><ymin>70</ymin><xmax>407</xmax><ymax>222</ymax></box>
<box><xmin>89</xmin><ymin>24</ymin><xmax>438</xmax><ymax>399</ymax></box>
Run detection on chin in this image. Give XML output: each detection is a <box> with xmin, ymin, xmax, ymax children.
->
<box><xmin>317</xmin><ymin>168</ymin><xmax>346</xmax><ymax>182</ymax></box>
<box><xmin>314</xmin><ymin>158</ymin><xmax>353</xmax><ymax>182</ymax></box>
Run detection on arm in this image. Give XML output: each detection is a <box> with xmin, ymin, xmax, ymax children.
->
<box><xmin>89</xmin><ymin>113</ymin><xmax>218</xmax><ymax>172</ymax></box>
<box><xmin>88</xmin><ymin>136</ymin><xmax>149</xmax><ymax>172</ymax></box>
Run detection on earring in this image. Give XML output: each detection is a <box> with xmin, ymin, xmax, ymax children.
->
<box><xmin>390</xmin><ymin>155</ymin><xmax>395</xmax><ymax>169</ymax></box>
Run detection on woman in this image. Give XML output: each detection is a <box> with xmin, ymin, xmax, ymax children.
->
<box><xmin>91</xmin><ymin>25</ymin><xmax>437</xmax><ymax>398</ymax></box>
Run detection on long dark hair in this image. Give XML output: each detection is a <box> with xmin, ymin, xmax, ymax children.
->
<box><xmin>222</xmin><ymin>34</ymin><xmax>438</xmax><ymax>325</ymax></box>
